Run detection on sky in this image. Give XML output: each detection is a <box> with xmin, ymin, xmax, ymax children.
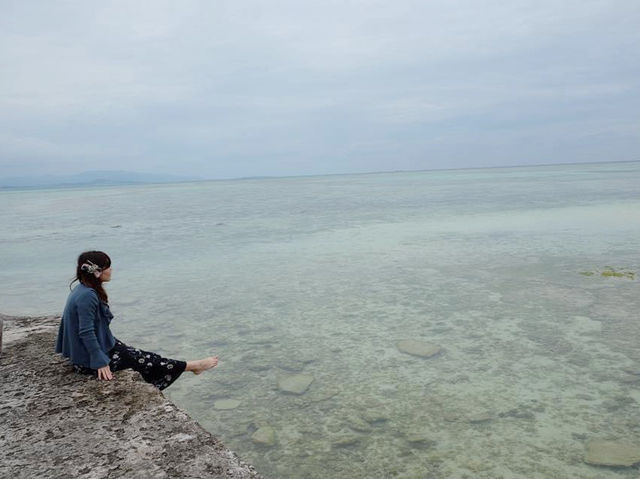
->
<box><xmin>1</xmin><ymin>0</ymin><xmax>639</xmax><ymax>180</ymax></box>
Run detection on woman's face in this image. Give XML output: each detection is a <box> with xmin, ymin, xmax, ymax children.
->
<box><xmin>100</xmin><ymin>266</ymin><xmax>112</xmax><ymax>282</ymax></box>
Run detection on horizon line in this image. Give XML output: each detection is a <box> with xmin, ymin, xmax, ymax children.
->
<box><xmin>1</xmin><ymin>157</ymin><xmax>639</xmax><ymax>191</ymax></box>
<box><xmin>219</xmin><ymin>157</ymin><xmax>640</xmax><ymax>182</ymax></box>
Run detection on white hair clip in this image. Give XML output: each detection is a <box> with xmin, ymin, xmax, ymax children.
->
<box><xmin>81</xmin><ymin>260</ymin><xmax>103</xmax><ymax>278</ymax></box>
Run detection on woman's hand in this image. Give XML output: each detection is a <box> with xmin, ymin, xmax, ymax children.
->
<box><xmin>97</xmin><ymin>365</ymin><xmax>114</xmax><ymax>380</ymax></box>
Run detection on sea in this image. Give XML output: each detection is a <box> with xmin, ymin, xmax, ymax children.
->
<box><xmin>1</xmin><ymin>161</ymin><xmax>639</xmax><ymax>478</ymax></box>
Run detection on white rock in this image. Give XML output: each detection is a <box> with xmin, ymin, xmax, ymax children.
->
<box><xmin>585</xmin><ymin>440</ymin><xmax>640</xmax><ymax>467</ymax></box>
<box><xmin>278</xmin><ymin>374</ymin><xmax>314</xmax><ymax>395</ymax></box>
<box><xmin>572</xmin><ymin>315</ymin><xmax>602</xmax><ymax>333</ymax></box>
<box><xmin>396</xmin><ymin>340</ymin><xmax>442</xmax><ymax>358</ymax></box>
<box><xmin>214</xmin><ymin>399</ymin><xmax>241</xmax><ymax>410</ymax></box>
<box><xmin>251</xmin><ymin>426</ymin><xmax>276</xmax><ymax>446</ymax></box>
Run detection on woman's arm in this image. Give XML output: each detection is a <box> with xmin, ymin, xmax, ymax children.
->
<box><xmin>77</xmin><ymin>291</ymin><xmax>111</xmax><ymax>370</ymax></box>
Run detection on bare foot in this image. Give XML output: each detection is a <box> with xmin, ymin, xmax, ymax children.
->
<box><xmin>186</xmin><ymin>356</ymin><xmax>219</xmax><ymax>375</ymax></box>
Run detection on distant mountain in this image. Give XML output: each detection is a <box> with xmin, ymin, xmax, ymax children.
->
<box><xmin>0</xmin><ymin>170</ymin><xmax>201</xmax><ymax>189</ymax></box>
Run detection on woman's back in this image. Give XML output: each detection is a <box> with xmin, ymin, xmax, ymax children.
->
<box><xmin>56</xmin><ymin>282</ymin><xmax>115</xmax><ymax>369</ymax></box>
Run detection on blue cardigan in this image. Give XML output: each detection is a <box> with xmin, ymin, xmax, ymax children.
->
<box><xmin>55</xmin><ymin>283</ymin><xmax>116</xmax><ymax>369</ymax></box>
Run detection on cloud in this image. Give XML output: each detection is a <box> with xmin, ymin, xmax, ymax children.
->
<box><xmin>0</xmin><ymin>0</ymin><xmax>639</xmax><ymax>178</ymax></box>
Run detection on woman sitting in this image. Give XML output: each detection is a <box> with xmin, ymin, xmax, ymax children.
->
<box><xmin>56</xmin><ymin>250</ymin><xmax>218</xmax><ymax>390</ymax></box>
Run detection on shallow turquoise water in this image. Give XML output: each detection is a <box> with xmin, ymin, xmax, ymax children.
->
<box><xmin>2</xmin><ymin>161</ymin><xmax>640</xmax><ymax>477</ymax></box>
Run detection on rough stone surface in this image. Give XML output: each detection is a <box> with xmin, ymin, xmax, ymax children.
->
<box><xmin>396</xmin><ymin>339</ymin><xmax>442</xmax><ymax>358</ymax></box>
<box><xmin>585</xmin><ymin>439</ymin><xmax>640</xmax><ymax>467</ymax></box>
<box><xmin>277</xmin><ymin>374</ymin><xmax>314</xmax><ymax>395</ymax></box>
<box><xmin>0</xmin><ymin>314</ymin><xmax>262</xmax><ymax>479</ymax></box>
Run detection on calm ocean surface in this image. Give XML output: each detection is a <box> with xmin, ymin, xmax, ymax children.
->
<box><xmin>2</xmin><ymin>161</ymin><xmax>640</xmax><ymax>478</ymax></box>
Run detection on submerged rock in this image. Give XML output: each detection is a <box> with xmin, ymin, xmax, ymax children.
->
<box><xmin>585</xmin><ymin>440</ymin><xmax>640</xmax><ymax>467</ymax></box>
<box><xmin>345</xmin><ymin>415</ymin><xmax>372</xmax><ymax>433</ymax></box>
<box><xmin>361</xmin><ymin>409</ymin><xmax>389</xmax><ymax>424</ymax></box>
<box><xmin>620</xmin><ymin>375</ymin><xmax>640</xmax><ymax>384</ymax></box>
<box><xmin>303</xmin><ymin>386</ymin><xmax>341</xmax><ymax>404</ymax></box>
<box><xmin>467</xmin><ymin>412</ymin><xmax>494</xmax><ymax>424</ymax></box>
<box><xmin>278</xmin><ymin>374</ymin><xmax>314</xmax><ymax>395</ymax></box>
<box><xmin>405</xmin><ymin>428</ymin><xmax>436</xmax><ymax>447</ymax></box>
<box><xmin>396</xmin><ymin>340</ymin><xmax>442</xmax><ymax>358</ymax></box>
<box><xmin>214</xmin><ymin>399</ymin><xmax>241</xmax><ymax>410</ymax></box>
<box><xmin>499</xmin><ymin>406</ymin><xmax>535</xmax><ymax>420</ymax></box>
<box><xmin>251</xmin><ymin>426</ymin><xmax>276</xmax><ymax>446</ymax></box>
<box><xmin>331</xmin><ymin>433</ymin><xmax>361</xmax><ymax>448</ymax></box>
<box><xmin>247</xmin><ymin>364</ymin><xmax>271</xmax><ymax>372</ymax></box>
<box><xmin>571</xmin><ymin>315</ymin><xmax>602</xmax><ymax>333</ymax></box>
<box><xmin>277</xmin><ymin>359</ymin><xmax>306</xmax><ymax>372</ymax></box>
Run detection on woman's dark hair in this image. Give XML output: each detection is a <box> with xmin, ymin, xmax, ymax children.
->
<box><xmin>70</xmin><ymin>251</ymin><xmax>111</xmax><ymax>303</ymax></box>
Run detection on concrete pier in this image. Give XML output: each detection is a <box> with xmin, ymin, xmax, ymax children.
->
<box><xmin>0</xmin><ymin>314</ymin><xmax>262</xmax><ymax>479</ymax></box>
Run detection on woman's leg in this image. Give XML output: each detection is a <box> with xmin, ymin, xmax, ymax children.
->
<box><xmin>109</xmin><ymin>340</ymin><xmax>187</xmax><ymax>390</ymax></box>
<box><xmin>73</xmin><ymin>340</ymin><xmax>219</xmax><ymax>389</ymax></box>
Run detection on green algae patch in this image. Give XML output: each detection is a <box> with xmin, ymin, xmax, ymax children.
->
<box><xmin>580</xmin><ymin>267</ymin><xmax>635</xmax><ymax>280</ymax></box>
<box><xmin>601</xmin><ymin>267</ymin><xmax>635</xmax><ymax>280</ymax></box>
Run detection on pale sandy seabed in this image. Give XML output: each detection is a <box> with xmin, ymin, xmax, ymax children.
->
<box><xmin>160</xmin><ymin>227</ymin><xmax>639</xmax><ymax>478</ymax></box>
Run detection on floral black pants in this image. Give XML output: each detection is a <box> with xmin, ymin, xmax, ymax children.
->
<box><xmin>73</xmin><ymin>339</ymin><xmax>187</xmax><ymax>390</ymax></box>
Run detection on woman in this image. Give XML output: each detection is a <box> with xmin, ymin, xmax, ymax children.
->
<box><xmin>55</xmin><ymin>251</ymin><xmax>218</xmax><ymax>390</ymax></box>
